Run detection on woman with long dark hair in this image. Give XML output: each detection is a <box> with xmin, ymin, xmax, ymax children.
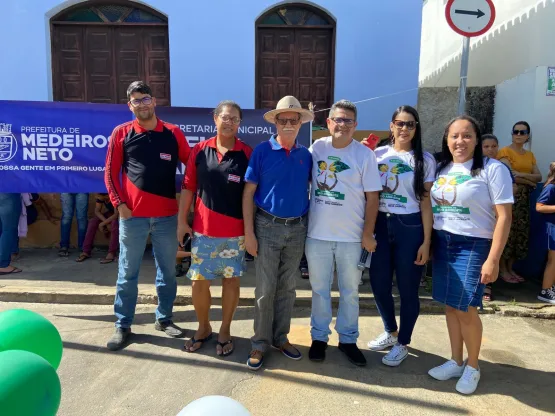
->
<box><xmin>365</xmin><ymin>105</ymin><xmax>435</xmax><ymax>366</ymax></box>
<box><xmin>428</xmin><ymin>115</ymin><xmax>513</xmax><ymax>394</ymax></box>
<box><xmin>497</xmin><ymin>121</ymin><xmax>542</xmax><ymax>283</ymax></box>
<box><xmin>536</xmin><ymin>162</ymin><xmax>555</xmax><ymax>304</ymax></box>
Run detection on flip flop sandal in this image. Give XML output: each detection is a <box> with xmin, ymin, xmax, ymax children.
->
<box><xmin>501</xmin><ymin>272</ymin><xmax>520</xmax><ymax>284</ymax></box>
<box><xmin>183</xmin><ymin>333</ymin><xmax>213</xmax><ymax>353</ymax></box>
<box><xmin>216</xmin><ymin>339</ymin><xmax>234</xmax><ymax>357</ymax></box>
<box><xmin>58</xmin><ymin>249</ymin><xmax>69</xmax><ymax>257</ymax></box>
<box><xmin>0</xmin><ymin>267</ymin><xmax>22</xmax><ymax>275</ymax></box>
<box><xmin>76</xmin><ymin>254</ymin><xmax>91</xmax><ymax>263</ymax></box>
<box><xmin>511</xmin><ymin>273</ymin><xmax>526</xmax><ymax>282</ymax></box>
<box><xmin>100</xmin><ymin>257</ymin><xmax>115</xmax><ymax>264</ymax></box>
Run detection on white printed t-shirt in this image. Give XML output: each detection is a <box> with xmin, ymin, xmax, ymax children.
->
<box><xmin>374</xmin><ymin>146</ymin><xmax>436</xmax><ymax>214</ymax></box>
<box><xmin>431</xmin><ymin>158</ymin><xmax>514</xmax><ymax>239</ymax></box>
<box><xmin>307</xmin><ymin>136</ymin><xmax>382</xmax><ymax>242</ymax></box>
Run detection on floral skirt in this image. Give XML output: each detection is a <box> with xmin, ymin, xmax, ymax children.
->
<box><xmin>186</xmin><ymin>232</ymin><xmax>246</xmax><ymax>281</ymax></box>
<box><xmin>502</xmin><ymin>184</ymin><xmax>531</xmax><ymax>261</ymax></box>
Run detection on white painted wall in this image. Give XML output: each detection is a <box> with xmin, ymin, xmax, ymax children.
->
<box><xmin>493</xmin><ymin>66</ymin><xmax>555</xmax><ymax>178</ymax></box>
<box><xmin>420</xmin><ymin>0</ymin><xmax>555</xmax><ymax>87</ymax></box>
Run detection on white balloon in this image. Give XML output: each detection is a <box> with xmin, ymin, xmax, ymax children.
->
<box><xmin>177</xmin><ymin>396</ymin><xmax>251</xmax><ymax>416</ymax></box>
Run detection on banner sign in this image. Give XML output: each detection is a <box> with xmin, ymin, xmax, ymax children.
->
<box><xmin>0</xmin><ymin>100</ymin><xmax>310</xmax><ymax>192</ymax></box>
<box><xmin>547</xmin><ymin>67</ymin><xmax>555</xmax><ymax>96</ymax></box>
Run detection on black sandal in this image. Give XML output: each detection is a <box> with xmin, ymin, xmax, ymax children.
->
<box><xmin>217</xmin><ymin>339</ymin><xmax>234</xmax><ymax>357</ymax></box>
<box><xmin>183</xmin><ymin>333</ymin><xmax>213</xmax><ymax>353</ymax></box>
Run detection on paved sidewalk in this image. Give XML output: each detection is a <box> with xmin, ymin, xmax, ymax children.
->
<box><xmin>1</xmin><ymin>248</ymin><xmax>553</xmax><ymax>318</ymax></box>
<box><xmin>1</xmin><ymin>302</ymin><xmax>554</xmax><ymax>416</ymax></box>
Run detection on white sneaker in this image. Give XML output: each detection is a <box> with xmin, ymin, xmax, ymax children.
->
<box><xmin>456</xmin><ymin>365</ymin><xmax>481</xmax><ymax>395</ymax></box>
<box><xmin>367</xmin><ymin>332</ymin><xmax>398</xmax><ymax>351</ymax></box>
<box><xmin>382</xmin><ymin>344</ymin><xmax>408</xmax><ymax>367</ymax></box>
<box><xmin>428</xmin><ymin>359</ymin><xmax>466</xmax><ymax>381</ymax></box>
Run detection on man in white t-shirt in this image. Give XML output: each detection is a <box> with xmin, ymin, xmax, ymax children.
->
<box><xmin>305</xmin><ymin>100</ymin><xmax>382</xmax><ymax>366</ymax></box>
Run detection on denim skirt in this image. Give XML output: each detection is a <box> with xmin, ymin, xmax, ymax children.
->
<box><xmin>432</xmin><ymin>230</ymin><xmax>492</xmax><ymax>312</ymax></box>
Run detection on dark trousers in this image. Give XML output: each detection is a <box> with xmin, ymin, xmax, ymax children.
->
<box><xmin>370</xmin><ymin>212</ymin><xmax>424</xmax><ymax>346</ymax></box>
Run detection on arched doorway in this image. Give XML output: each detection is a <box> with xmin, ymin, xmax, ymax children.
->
<box><xmin>51</xmin><ymin>2</ymin><xmax>170</xmax><ymax>105</ymax></box>
<box><xmin>256</xmin><ymin>4</ymin><xmax>335</xmax><ymax>126</ymax></box>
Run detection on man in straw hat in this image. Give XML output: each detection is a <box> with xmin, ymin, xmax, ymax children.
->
<box><xmin>242</xmin><ymin>96</ymin><xmax>313</xmax><ymax>370</ymax></box>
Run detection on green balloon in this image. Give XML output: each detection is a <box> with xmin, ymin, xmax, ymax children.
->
<box><xmin>0</xmin><ymin>350</ymin><xmax>61</xmax><ymax>416</ymax></box>
<box><xmin>0</xmin><ymin>309</ymin><xmax>63</xmax><ymax>369</ymax></box>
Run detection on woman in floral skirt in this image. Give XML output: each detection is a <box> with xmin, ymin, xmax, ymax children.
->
<box><xmin>177</xmin><ymin>101</ymin><xmax>252</xmax><ymax>357</ymax></box>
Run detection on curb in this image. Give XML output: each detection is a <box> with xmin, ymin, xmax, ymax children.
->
<box><xmin>0</xmin><ymin>290</ymin><xmax>504</xmax><ymax>316</ymax></box>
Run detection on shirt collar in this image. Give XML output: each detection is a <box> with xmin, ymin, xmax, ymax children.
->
<box><xmin>269</xmin><ymin>135</ymin><xmax>299</xmax><ymax>151</ymax></box>
<box><xmin>206</xmin><ymin>136</ymin><xmax>243</xmax><ymax>151</ymax></box>
<box><xmin>133</xmin><ymin>118</ymin><xmax>164</xmax><ymax>133</ymax></box>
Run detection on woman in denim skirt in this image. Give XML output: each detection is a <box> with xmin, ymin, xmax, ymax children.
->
<box><xmin>365</xmin><ymin>106</ymin><xmax>435</xmax><ymax>367</ymax></box>
<box><xmin>428</xmin><ymin>116</ymin><xmax>513</xmax><ymax>395</ymax></box>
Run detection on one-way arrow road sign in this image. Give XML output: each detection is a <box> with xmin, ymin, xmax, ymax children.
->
<box><xmin>446</xmin><ymin>0</ymin><xmax>496</xmax><ymax>37</ymax></box>
<box><xmin>454</xmin><ymin>9</ymin><xmax>485</xmax><ymax>19</ymax></box>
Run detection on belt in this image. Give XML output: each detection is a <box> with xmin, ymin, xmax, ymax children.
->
<box><xmin>257</xmin><ymin>209</ymin><xmax>306</xmax><ymax>225</ymax></box>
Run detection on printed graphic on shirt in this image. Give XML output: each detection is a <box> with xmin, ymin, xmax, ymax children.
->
<box><xmin>378</xmin><ymin>158</ymin><xmax>414</xmax><ymax>204</ymax></box>
<box><xmin>431</xmin><ymin>173</ymin><xmax>472</xmax><ymax>214</ymax></box>
<box><xmin>315</xmin><ymin>156</ymin><xmax>350</xmax><ymax>201</ymax></box>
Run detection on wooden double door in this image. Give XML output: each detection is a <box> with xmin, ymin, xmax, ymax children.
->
<box><xmin>257</xmin><ymin>28</ymin><xmax>333</xmax><ymax>126</ymax></box>
<box><xmin>52</xmin><ymin>25</ymin><xmax>170</xmax><ymax>105</ymax></box>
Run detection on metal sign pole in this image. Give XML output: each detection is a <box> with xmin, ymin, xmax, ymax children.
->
<box><xmin>457</xmin><ymin>36</ymin><xmax>470</xmax><ymax>115</ymax></box>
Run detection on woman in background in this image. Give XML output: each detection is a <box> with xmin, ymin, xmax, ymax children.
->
<box><xmin>497</xmin><ymin>122</ymin><xmax>542</xmax><ymax>283</ymax></box>
<box><xmin>76</xmin><ymin>193</ymin><xmax>119</xmax><ymax>264</ymax></box>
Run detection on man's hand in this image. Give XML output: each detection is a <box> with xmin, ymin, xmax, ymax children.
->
<box><xmin>414</xmin><ymin>242</ymin><xmax>430</xmax><ymax>265</ymax></box>
<box><xmin>362</xmin><ymin>233</ymin><xmax>377</xmax><ymax>253</ymax></box>
<box><xmin>117</xmin><ymin>203</ymin><xmax>132</xmax><ymax>220</ymax></box>
<box><xmin>177</xmin><ymin>222</ymin><xmax>193</xmax><ymax>247</ymax></box>
<box><xmin>480</xmin><ymin>258</ymin><xmax>500</xmax><ymax>284</ymax></box>
<box><xmin>245</xmin><ymin>232</ymin><xmax>258</xmax><ymax>257</ymax></box>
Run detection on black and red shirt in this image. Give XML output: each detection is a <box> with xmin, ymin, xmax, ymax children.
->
<box><xmin>183</xmin><ymin>136</ymin><xmax>252</xmax><ymax>237</ymax></box>
<box><xmin>105</xmin><ymin>118</ymin><xmax>190</xmax><ymax>217</ymax></box>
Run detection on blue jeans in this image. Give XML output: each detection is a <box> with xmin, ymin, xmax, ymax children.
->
<box><xmin>370</xmin><ymin>212</ymin><xmax>424</xmax><ymax>346</ymax></box>
<box><xmin>251</xmin><ymin>213</ymin><xmax>307</xmax><ymax>352</ymax></box>
<box><xmin>60</xmin><ymin>193</ymin><xmax>89</xmax><ymax>251</ymax></box>
<box><xmin>0</xmin><ymin>193</ymin><xmax>21</xmax><ymax>268</ymax></box>
<box><xmin>305</xmin><ymin>237</ymin><xmax>362</xmax><ymax>344</ymax></box>
<box><xmin>114</xmin><ymin>215</ymin><xmax>178</xmax><ymax>329</ymax></box>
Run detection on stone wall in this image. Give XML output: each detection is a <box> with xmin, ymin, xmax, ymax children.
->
<box><xmin>417</xmin><ymin>87</ymin><xmax>496</xmax><ymax>153</ymax></box>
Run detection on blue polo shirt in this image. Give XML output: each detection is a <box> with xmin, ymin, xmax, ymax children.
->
<box><xmin>245</xmin><ymin>136</ymin><xmax>312</xmax><ymax>218</ymax></box>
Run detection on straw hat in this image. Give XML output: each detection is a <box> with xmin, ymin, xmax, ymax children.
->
<box><xmin>263</xmin><ymin>96</ymin><xmax>314</xmax><ymax>124</ymax></box>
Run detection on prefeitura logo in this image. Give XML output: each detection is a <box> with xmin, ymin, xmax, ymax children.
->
<box><xmin>0</xmin><ymin>123</ymin><xmax>17</xmax><ymax>162</ymax></box>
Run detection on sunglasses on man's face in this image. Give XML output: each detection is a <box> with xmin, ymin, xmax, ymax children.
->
<box><xmin>393</xmin><ymin>120</ymin><xmax>418</xmax><ymax>130</ymax></box>
<box><xmin>275</xmin><ymin>117</ymin><xmax>301</xmax><ymax>126</ymax></box>
<box><xmin>512</xmin><ymin>129</ymin><xmax>529</xmax><ymax>136</ymax></box>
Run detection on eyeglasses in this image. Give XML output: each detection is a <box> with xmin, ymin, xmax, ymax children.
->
<box><xmin>329</xmin><ymin>117</ymin><xmax>355</xmax><ymax>127</ymax></box>
<box><xmin>275</xmin><ymin>117</ymin><xmax>301</xmax><ymax>126</ymax></box>
<box><xmin>218</xmin><ymin>114</ymin><xmax>241</xmax><ymax>125</ymax></box>
<box><xmin>512</xmin><ymin>129</ymin><xmax>529</xmax><ymax>136</ymax></box>
<box><xmin>393</xmin><ymin>120</ymin><xmax>418</xmax><ymax>130</ymax></box>
<box><xmin>129</xmin><ymin>97</ymin><xmax>153</xmax><ymax>107</ymax></box>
